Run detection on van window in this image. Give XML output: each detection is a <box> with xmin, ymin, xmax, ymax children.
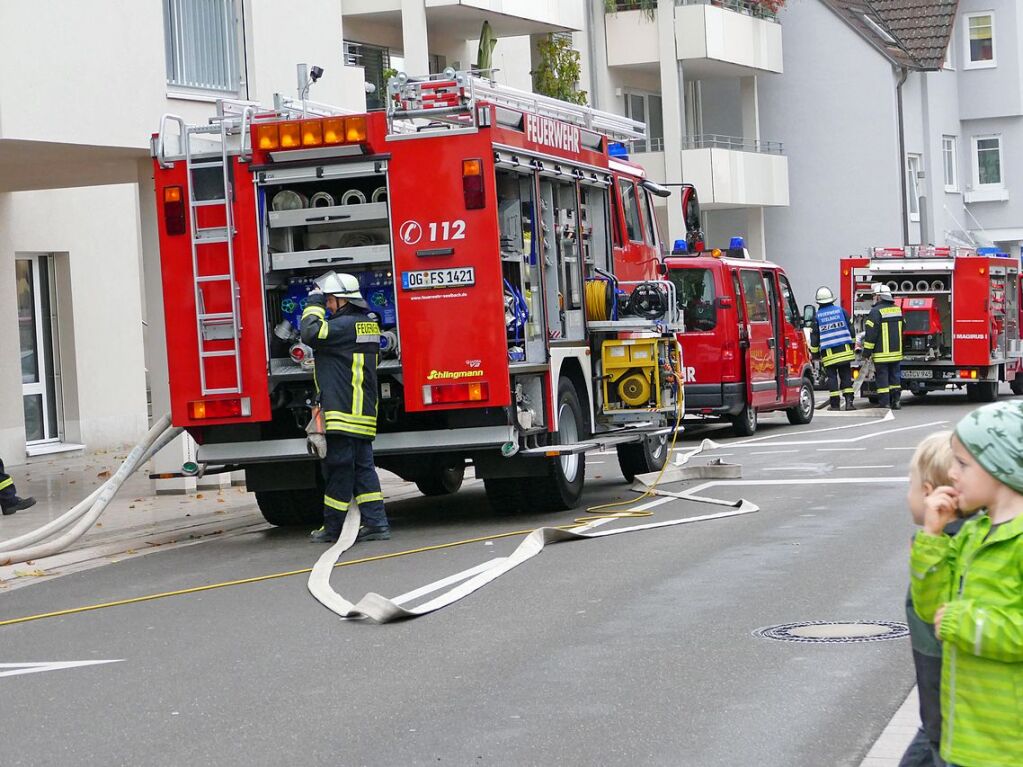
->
<box><xmin>668</xmin><ymin>268</ymin><xmax>717</xmax><ymax>331</ymax></box>
<box><xmin>642</xmin><ymin>189</ymin><xmax>657</xmax><ymax>247</ymax></box>
<box><xmin>618</xmin><ymin>179</ymin><xmax>642</xmax><ymax>242</ymax></box>
<box><xmin>739</xmin><ymin>270</ymin><xmax>770</xmax><ymax>323</ymax></box>
<box><xmin>778</xmin><ymin>274</ymin><xmax>801</xmax><ymax>327</ymax></box>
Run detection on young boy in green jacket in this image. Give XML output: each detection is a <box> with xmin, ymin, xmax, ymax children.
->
<box><xmin>910</xmin><ymin>400</ymin><xmax>1023</xmax><ymax>767</ymax></box>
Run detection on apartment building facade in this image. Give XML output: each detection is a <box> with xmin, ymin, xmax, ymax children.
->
<box><xmin>0</xmin><ymin>0</ymin><xmax>361</xmax><ymax>475</ymax></box>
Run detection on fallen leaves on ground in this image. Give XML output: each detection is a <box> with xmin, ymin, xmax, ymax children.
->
<box><xmin>97</xmin><ymin>470</ymin><xmax>111</xmax><ymax>479</ymax></box>
<box><xmin>14</xmin><ymin>568</ymin><xmax>48</xmax><ymax>578</ymax></box>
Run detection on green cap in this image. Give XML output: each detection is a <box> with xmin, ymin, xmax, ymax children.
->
<box><xmin>954</xmin><ymin>400</ymin><xmax>1023</xmax><ymax>495</ymax></box>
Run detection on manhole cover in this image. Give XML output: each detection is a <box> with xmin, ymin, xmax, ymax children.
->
<box><xmin>754</xmin><ymin>621</ymin><xmax>909</xmax><ymax>644</ymax></box>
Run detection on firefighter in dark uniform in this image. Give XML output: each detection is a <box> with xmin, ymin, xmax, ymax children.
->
<box><xmin>863</xmin><ymin>283</ymin><xmax>904</xmax><ymax>410</ymax></box>
<box><xmin>301</xmin><ymin>271</ymin><xmax>390</xmax><ymax>544</ymax></box>
<box><xmin>0</xmin><ymin>457</ymin><xmax>36</xmax><ymax>515</ymax></box>
<box><xmin>808</xmin><ymin>286</ymin><xmax>856</xmax><ymax>411</ymax></box>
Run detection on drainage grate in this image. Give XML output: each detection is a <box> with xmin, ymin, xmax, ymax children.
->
<box><xmin>754</xmin><ymin>621</ymin><xmax>909</xmax><ymax>644</ymax></box>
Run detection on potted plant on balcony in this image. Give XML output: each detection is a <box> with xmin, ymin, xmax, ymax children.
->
<box><xmin>604</xmin><ymin>0</ymin><xmax>657</xmax><ymax>20</ymax></box>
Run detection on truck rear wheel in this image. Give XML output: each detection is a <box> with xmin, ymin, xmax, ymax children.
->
<box><xmin>977</xmin><ymin>380</ymin><xmax>999</xmax><ymax>402</ymax></box>
<box><xmin>531</xmin><ymin>380</ymin><xmax>587</xmax><ymax>511</ymax></box>
<box><xmin>616</xmin><ymin>434</ymin><xmax>669</xmax><ymax>483</ymax></box>
<box><xmin>255</xmin><ymin>488</ymin><xmax>323</xmax><ymax>528</ymax></box>
<box><xmin>730</xmin><ymin>401</ymin><xmax>757</xmax><ymax>437</ymax></box>
<box><xmin>415</xmin><ymin>460</ymin><xmax>466</xmax><ymax>497</ymax></box>
<box><xmin>1011</xmin><ymin>374</ymin><xmax>1023</xmax><ymax>396</ymax></box>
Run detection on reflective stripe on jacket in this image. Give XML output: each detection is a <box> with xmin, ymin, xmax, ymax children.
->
<box><xmin>300</xmin><ymin>297</ymin><xmax>381</xmax><ymax>439</ymax></box>
<box><xmin>862</xmin><ymin>300</ymin><xmax>903</xmax><ymax>362</ymax></box>
<box><xmin>910</xmin><ymin>514</ymin><xmax>1023</xmax><ymax>766</ymax></box>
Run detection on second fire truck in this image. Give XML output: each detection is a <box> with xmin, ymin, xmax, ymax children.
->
<box><xmin>151</xmin><ymin>70</ymin><xmax>684</xmax><ymax>525</ymax></box>
<box><xmin>839</xmin><ymin>246</ymin><xmax>1023</xmax><ymax>401</ymax></box>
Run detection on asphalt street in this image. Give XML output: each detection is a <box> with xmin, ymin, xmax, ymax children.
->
<box><xmin>1</xmin><ymin>389</ymin><xmax>1004</xmax><ymax>766</ymax></box>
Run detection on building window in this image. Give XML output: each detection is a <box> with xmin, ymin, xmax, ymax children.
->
<box><xmin>345</xmin><ymin>40</ymin><xmax>391</xmax><ymax>110</ymax></box>
<box><xmin>964</xmin><ymin>12</ymin><xmax>995</xmax><ymax>69</ymax></box>
<box><xmin>973</xmin><ymin>135</ymin><xmax>1003</xmax><ymax>187</ymax></box>
<box><xmin>624</xmin><ymin>90</ymin><xmax>664</xmax><ymax>153</ymax></box>
<box><xmin>163</xmin><ymin>0</ymin><xmax>242</xmax><ymax>93</ymax></box>
<box><xmin>942</xmin><ymin>136</ymin><xmax>958</xmax><ymax>192</ymax></box>
<box><xmin>906</xmin><ymin>154</ymin><xmax>922</xmax><ymax>221</ymax></box>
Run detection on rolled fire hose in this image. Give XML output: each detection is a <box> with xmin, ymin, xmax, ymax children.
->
<box><xmin>930</xmin><ymin>280</ymin><xmax>944</xmax><ymax>291</ymax></box>
<box><xmin>0</xmin><ymin>415</ymin><xmax>183</xmax><ymax>565</ymax></box>
<box><xmin>371</xmin><ymin>186</ymin><xmax>387</xmax><ymax>203</ymax></box>
<box><xmin>341</xmin><ymin>189</ymin><xmax>366</xmax><ymax>205</ymax></box>
<box><xmin>309</xmin><ymin>191</ymin><xmax>335</xmax><ymax>208</ymax></box>
<box><xmin>271</xmin><ymin>190</ymin><xmax>307</xmax><ymax>211</ymax></box>
<box><xmin>915</xmin><ymin>280</ymin><xmax>930</xmax><ymax>292</ymax></box>
<box><xmin>900</xmin><ymin>279</ymin><xmax>915</xmax><ymax>292</ymax></box>
<box><xmin>307</xmin><ymin>439</ymin><xmax>758</xmax><ymax>623</ymax></box>
<box><xmin>886</xmin><ymin>281</ymin><xmax>899</xmax><ymax>292</ymax></box>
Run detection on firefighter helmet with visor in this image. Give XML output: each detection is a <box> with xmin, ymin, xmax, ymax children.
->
<box><xmin>315</xmin><ymin>271</ymin><xmax>367</xmax><ymax>308</ymax></box>
<box><xmin>815</xmin><ymin>286</ymin><xmax>836</xmax><ymax>305</ymax></box>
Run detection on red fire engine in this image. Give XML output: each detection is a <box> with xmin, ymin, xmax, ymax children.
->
<box><xmin>151</xmin><ymin>71</ymin><xmax>684</xmax><ymax>526</ymax></box>
<box><xmin>839</xmin><ymin>246</ymin><xmax>1023</xmax><ymax>401</ymax></box>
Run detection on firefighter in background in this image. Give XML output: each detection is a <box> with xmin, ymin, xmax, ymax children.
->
<box><xmin>863</xmin><ymin>283</ymin><xmax>905</xmax><ymax>410</ymax></box>
<box><xmin>809</xmin><ymin>287</ymin><xmax>857</xmax><ymax>411</ymax></box>
<box><xmin>301</xmin><ymin>272</ymin><xmax>390</xmax><ymax>544</ymax></box>
<box><xmin>0</xmin><ymin>457</ymin><xmax>36</xmax><ymax>515</ymax></box>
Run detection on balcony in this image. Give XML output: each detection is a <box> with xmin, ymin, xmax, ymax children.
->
<box><xmin>679</xmin><ymin>135</ymin><xmax>788</xmax><ymax>208</ymax></box>
<box><xmin>605</xmin><ymin>0</ymin><xmax>783</xmax><ymax>76</ymax></box>
<box><xmin>342</xmin><ymin>0</ymin><xmax>584</xmax><ymax>37</ymax></box>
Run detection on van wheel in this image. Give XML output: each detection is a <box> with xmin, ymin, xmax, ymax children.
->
<box><xmin>531</xmin><ymin>380</ymin><xmax>587</xmax><ymax>510</ymax></box>
<box><xmin>617</xmin><ymin>433</ymin><xmax>669</xmax><ymax>483</ymax></box>
<box><xmin>730</xmin><ymin>402</ymin><xmax>757</xmax><ymax>437</ymax></box>
<box><xmin>786</xmin><ymin>378</ymin><xmax>815</xmax><ymax>425</ymax></box>
<box><xmin>415</xmin><ymin>460</ymin><xmax>466</xmax><ymax>497</ymax></box>
<box><xmin>1011</xmin><ymin>374</ymin><xmax>1023</xmax><ymax>396</ymax></box>
<box><xmin>255</xmin><ymin>488</ymin><xmax>323</xmax><ymax>527</ymax></box>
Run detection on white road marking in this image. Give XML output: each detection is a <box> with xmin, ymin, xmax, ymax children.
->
<box><xmin>724</xmin><ymin>420</ymin><xmax>948</xmax><ymax>448</ymax></box>
<box><xmin>817</xmin><ymin>448</ymin><xmax>867</xmax><ymax>452</ymax></box>
<box><xmin>837</xmin><ymin>465</ymin><xmax>895</xmax><ymax>470</ymax></box>
<box><xmin>750</xmin><ymin>450</ymin><xmax>797</xmax><ymax>455</ymax></box>
<box><xmin>683</xmin><ymin>477</ymin><xmax>908</xmax><ymax>497</ymax></box>
<box><xmin>884</xmin><ymin>447</ymin><xmax>918</xmax><ymax>451</ymax></box>
<box><xmin>761</xmin><ymin>467</ymin><xmax>815</xmax><ymax>472</ymax></box>
<box><xmin>0</xmin><ymin>660</ymin><xmax>124</xmax><ymax>678</ymax></box>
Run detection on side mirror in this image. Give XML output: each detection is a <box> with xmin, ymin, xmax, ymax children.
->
<box><xmin>657</xmin><ymin>261</ymin><xmax>667</xmax><ymax>276</ymax></box>
<box><xmin>802</xmin><ymin>304</ymin><xmax>816</xmax><ymax>326</ymax></box>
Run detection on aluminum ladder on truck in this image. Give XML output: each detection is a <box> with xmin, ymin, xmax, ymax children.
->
<box><xmin>157</xmin><ymin>104</ymin><xmax>255</xmax><ymax>396</ymax></box>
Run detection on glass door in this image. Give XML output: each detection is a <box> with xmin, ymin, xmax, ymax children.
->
<box><xmin>16</xmin><ymin>255</ymin><xmax>60</xmax><ymax>443</ymax></box>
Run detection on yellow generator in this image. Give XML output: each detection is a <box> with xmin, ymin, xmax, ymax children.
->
<box><xmin>600</xmin><ymin>335</ymin><xmax>680</xmax><ymax>415</ymax></box>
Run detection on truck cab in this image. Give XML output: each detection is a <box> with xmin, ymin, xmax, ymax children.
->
<box><xmin>665</xmin><ymin>247</ymin><xmax>814</xmax><ymax>435</ymax></box>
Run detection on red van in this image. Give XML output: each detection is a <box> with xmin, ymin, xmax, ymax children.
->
<box><xmin>665</xmin><ymin>249</ymin><xmax>816</xmax><ymax>435</ymax></box>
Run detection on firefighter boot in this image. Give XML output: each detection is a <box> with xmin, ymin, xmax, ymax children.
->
<box><xmin>891</xmin><ymin>389</ymin><xmax>902</xmax><ymax>410</ymax></box>
<box><xmin>828</xmin><ymin>396</ymin><xmax>841</xmax><ymax>411</ymax></box>
<box><xmin>844</xmin><ymin>394</ymin><xmax>856</xmax><ymax>411</ymax></box>
<box><xmin>309</xmin><ymin>526</ymin><xmax>340</xmax><ymax>544</ymax></box>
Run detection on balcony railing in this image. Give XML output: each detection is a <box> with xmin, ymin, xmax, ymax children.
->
<box><xmin>682</xmin><ymin>134</ymin><xmax>784</xmax><ymax>154</ymax></box>
<box><xmin>675</xmin><ymin>0</ymin><xmax>780</xmax><ymax>23</ymax></box>
<box><xmin>628</xmin><ymin>136</ymin><xmax>666</xmax><ymax>153</ymax></box>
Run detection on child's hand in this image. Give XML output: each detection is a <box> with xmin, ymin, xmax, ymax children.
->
<box><xmin>935</xmin><ymin>604</ymin><xmax>947</xmax><ymax>635</ymax></box>
<box><xmin>923</xmin><ymin>486</ymin><xmax>960</xmax><ymax>536</ymax></box>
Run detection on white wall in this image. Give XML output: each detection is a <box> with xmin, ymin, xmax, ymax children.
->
<box><xmin>0</xmin><ymin>185</ymin><xmax>149</xmax><ymax>465</ymax></box>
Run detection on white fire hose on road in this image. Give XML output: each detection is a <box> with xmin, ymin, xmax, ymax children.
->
<box><xmin>0</xmin><ymin>415</ymin><xmax>183</xmax><ymax>566</ymax></box>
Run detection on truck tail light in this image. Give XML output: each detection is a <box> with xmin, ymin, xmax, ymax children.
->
<box><xmin>189</xmin><ymin>397</ymin><xmax>251</xmax><ymax>420</ymax></box>
<box><xmin>256</xmin><ymin>124</ymin><xmax>280</xmax><ymax>150</ymax></box>
<box><xmin>301</xmin><ymin>120</ymin><xmax>323</xmax><ymax>146</ymax></box>
<box><xmin>279</xmin><ymin>121</ymin><xmax>301</xmax><ymax>148</ymax></box>
<box><xmin>345</xmin><ymin>116</ymin><xmax>367</xmax><ymax>143</ymax></box>
<box><xmin>463</xmin><ymin>158</ymin><xmax>485</xmax><ymax>209</ymax></box>
<box><xmin>958</xmin><ymin>369</ymin><xmax>978</xmax><ymax>379</ymax></box>
<box><xmin>422</xmin><ymin>381</ymin><xmax>488</xmax><ymax>405</ymax></box>
<box><xmin>164</xmin><ymin>186</ymin><xmax>186</xmax><ymax>236</ymax></box>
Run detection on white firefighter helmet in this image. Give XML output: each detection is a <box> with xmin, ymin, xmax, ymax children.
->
<box><xmin>815</xmin><ymin>286</ymin><xmax>836</xmax><ymax>304</ymax></box>
<box><xmin>872</xmin><ymin>282</ymin><xmax>893</xmax><ymax>301</ymax></box>
<box><xmin>315</xmin><ymin>271</ymin><xmax>367</xmax><ymax>308</ymax></box>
